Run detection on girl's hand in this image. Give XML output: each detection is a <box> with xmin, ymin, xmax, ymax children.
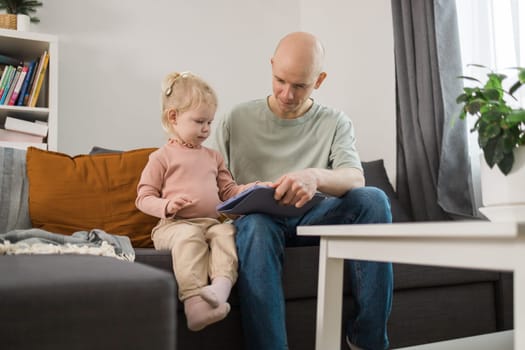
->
<box><xmin>166</xmin><ymin>195</ymin><xmax>192</xmax><ymax>215</ymax></box>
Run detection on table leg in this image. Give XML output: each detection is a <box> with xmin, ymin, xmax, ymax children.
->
<box><xmin>316</xmin><ymin>238</ymin><xmax>344</xmax><ymax>350</ymax></box>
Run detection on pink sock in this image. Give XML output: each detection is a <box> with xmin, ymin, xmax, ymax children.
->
<box><xmin>199</xmin><ymin>276</ymin><xmax>233</xmax><ymax>307</ymax></box>
<box><xmin>183</xmin><ymin>296</ymin><xmax>230</xmax><ymax>331</ymax></box>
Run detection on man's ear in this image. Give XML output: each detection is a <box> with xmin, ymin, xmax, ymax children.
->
<box><xmin>314</xmin><ymin>72</ymin><xmax>327</xmax><ymax>89</ymax></box>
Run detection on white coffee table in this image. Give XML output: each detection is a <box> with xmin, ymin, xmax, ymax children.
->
<box><xmin>297</xmin><ymin>221</ymin><xmax>524</xmax><ymax>350</ymax></box>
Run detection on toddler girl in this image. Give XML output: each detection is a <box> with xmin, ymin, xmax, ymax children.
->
<box><xmin>136</xmin><ymin>71</ymin><xmax>257</xmax><ymax>331</ymax></box>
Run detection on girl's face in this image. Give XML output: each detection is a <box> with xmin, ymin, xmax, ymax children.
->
<box><xmin>168</xmin><ymin>104</ymin><xmax>216</xmax><ymax>147</ymax></box>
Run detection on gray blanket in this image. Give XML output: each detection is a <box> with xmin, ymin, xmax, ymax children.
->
<box><xmin>0</xmin><ymin>147</ymin><xmax>32</xmax><ymax>233</ymax></box>
<box><xmin>0</xmin><ymin>228</ymin><xmax>135</xmax><ymax>261</ymax></box>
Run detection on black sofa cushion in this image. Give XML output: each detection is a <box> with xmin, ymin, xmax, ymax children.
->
<box><xmin>0</xmin><ymin>255</ymin><xmax>176</xmax><ymax>350</ymax></box>
<box><xmin>134</xmin><ymin>247</ymin><xmax>500</xmax><ymax>298</ymax></box>
<box><xmin>362</xmin><ymin>159</ymin><xmax>412</xmax><ymax>222</ymax></box>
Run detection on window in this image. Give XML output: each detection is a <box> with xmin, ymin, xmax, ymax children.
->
<box><xmin>455</xmin><ymin>0</ymin><xmax>525</xmax><ymax>211</ymax></box>
<box><xmin>456</xmin><ymin>0</ymin><xmax>525</xmax><ymax>107</ymax></box>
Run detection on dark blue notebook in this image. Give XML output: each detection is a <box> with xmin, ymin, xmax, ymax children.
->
<box><xmin>217</xmin><ymin>185</ymin><xmax>326</xmax><ymax>217</ymax></box>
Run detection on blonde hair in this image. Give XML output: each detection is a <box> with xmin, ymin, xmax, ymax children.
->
<box><xmin>160</xmin><ymin>71</ymin><xmax>218</xmax><ymax>134</ymax></box>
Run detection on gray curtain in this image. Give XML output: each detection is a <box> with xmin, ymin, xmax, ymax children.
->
<box><xmin>434</xmin><ymin>0</ymin><xmax>476</xmax><ymax>219</ymax></box>
<box><xmin>391</xmin><ymin>0</ymin><xmax>475</xmax><ymax>221</ymax></box>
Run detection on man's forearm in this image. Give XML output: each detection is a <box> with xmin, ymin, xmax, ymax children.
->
<box><xmin>313</xmin><ymin>167</ymin><xmax>365</xmax><ymax>197</ymax></box>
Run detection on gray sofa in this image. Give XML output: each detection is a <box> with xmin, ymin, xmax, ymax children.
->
<box><xmin>0</xmin><ymin>254</ymin><xmax>177</xmax><ymax>350</ymax></box>
<box><xmin>0</xmin><ymin>146</ymin><xmax>514</xmax><ymax>350</ymax></box>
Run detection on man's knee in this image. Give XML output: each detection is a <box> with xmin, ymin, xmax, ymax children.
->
<box><xmin>343</xmin><ymin>186</ymin><xmax>392</xmax><ymax>223</ymax></box>
<box><xmin>348</xmin><ymin>186</ymin><xmax>389</xmax><ymax>203</ymax></box>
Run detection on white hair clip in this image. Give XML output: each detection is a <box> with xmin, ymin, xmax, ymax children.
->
<box><xmin>165</xmin><ymin>71</ymin><xmax>191</xmax><ymax>96</ymax></box>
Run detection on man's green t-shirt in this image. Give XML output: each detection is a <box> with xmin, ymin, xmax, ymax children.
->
<box><xmin>214</xmin><ymin>98</ymin><xmax>362</xmax><ymax>184</ymax></box>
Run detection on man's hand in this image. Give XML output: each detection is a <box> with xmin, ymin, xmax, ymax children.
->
<box><xmin>271</xmin><ymin>169</ymin><xmax>318</xmax><ymax>208</ymax></box>
<box><xmin>166</xmin><ymin>195</ymin><xmax>192</xmax><ymax>216</ymax></box>
<box><xmin>270</xmin><ymin>167</ymin><xmax>365</xmax><ymax>207</ymax></box>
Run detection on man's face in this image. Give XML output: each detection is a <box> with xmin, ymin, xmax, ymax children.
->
<box><xmin>270</xmin><ymin>58</ymin><xmax>318</xmax><ymax>118</ymax></box>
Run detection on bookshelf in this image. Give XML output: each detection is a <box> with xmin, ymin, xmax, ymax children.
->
<box><xmin>0</xmin><ymin>29</ymin><xmax>58</xmax><ymax>151</ymax></box>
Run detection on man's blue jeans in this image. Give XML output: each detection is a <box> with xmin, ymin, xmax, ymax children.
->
<box><xmin>234</xmin><ymin>186</ymin><xmax>393</xmax><ymax>350</ymax></box>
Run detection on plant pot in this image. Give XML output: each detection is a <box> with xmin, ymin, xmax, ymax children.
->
<box><xmin>479</xmin><ymin>146</ymin><xmax>525</xmax><ymax>222</ymax></box>
<box><xmin>16</xmin><ymin>14</ymin><xmax>30</xmax><ymax>31</ymax></box>
<box><xmin>0</xmin><ymin>14</ymin><xmax>17</xmax><ymax>30</ymax></box>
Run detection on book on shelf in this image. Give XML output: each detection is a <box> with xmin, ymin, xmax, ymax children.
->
<box><xmin>4</xmin><ymin>116</ymin><xmax>49</xmax><ymax>137</ymax></box>
<box><xmin>24</xmin><ymin>53</ymin><xmax>45</xmax><ymax>106</ymax></box>
<box><xmin>0</xmin><ymin>64</ymin><xmax>8</xmax><ymax>81</ymax></box>
<box><xmin>28</xmin><ymin>50</ymin><xmax>50</xmax><ymax>108</ymax></box>
<box><xmin>0</xmin><ymin>65</ymin><xmax>16</xmax><ymax>104</ymax></box>
<box><xmin>0</xmin><ymin>64</ymin><xmax>12</xmax><ymax>88</ymax></box>
<box><xmin>216</xmin><ymin>184</ymin><xmax>327</xmax><ymax>217</ymax></box>
<box><xmin>23</xmin><ymin>59</ymin><xmax>40</xmax><ymax>106</ymax></box>
<box><xmin>0</xmin><ymin>65</ymin><xmax>14</xmax><ymax>99</ymax></box>
<box><xmin>2</xmin><ymin>65</ymin><xmax>22</xmax><ymax>105</ymax></box>
<box><xmin>16</xmin><ymin>59</ymin><xmax>36</xmax><ymax>106</ymax></box>
<box><xmin>7</xmin><ymin>65</ymin><xmax>29</xmax><ymax>106</ymax></box>
<box><xmin>0</xmin><ymin>128</ymin><xmax>45</xmax><ymax>143</ymax></box>
<box><xmin>0</xmin><ymin>53</ymin><xmax>23</xmax><ymax>66</ymax></box>
<box><xmin>0</xmin><ymin>140</ymin><xmax>47</xmax><ymax>151</ymax></box>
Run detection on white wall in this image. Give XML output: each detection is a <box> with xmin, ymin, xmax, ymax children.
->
<box><xmin>33</xmin><ymin>0</ymin><xmax>396</xmax><ymax>180</ymax></box>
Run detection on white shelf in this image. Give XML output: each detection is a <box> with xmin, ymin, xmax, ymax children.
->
<box><xmin>0</xmin><ymin>29</ymin><xmax>58</xmax><ymax>150</ymax></box>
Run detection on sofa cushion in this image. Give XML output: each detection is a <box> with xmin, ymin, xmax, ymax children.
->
<box><xmin>89</xmin><ymin>146</ymin><xmax>122</xmax><ymax>154</ymax></box>
<box><xmin>362</xmin><ymin>159</ymin><xmax>412</xmax><ymax>222</ymax></box>
<box><xmin>0</xmin><ymin>255</ymin><xmax>176</xmax><ymax>350</ymax></box>
<box><xmin>134</xmin><ymin>246</ymin><xmax>501</xmax><ymax>301</ymax></box>
<box><xmin>26</xmin><ymin>147</ymin><xmax>158</xmax><ymax>247</ymax></box>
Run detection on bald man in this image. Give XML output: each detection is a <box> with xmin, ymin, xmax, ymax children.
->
<box><xmin>214</xmin><ymin>32</ymin><xmax>393</xmax><ymax>350</ymax></box>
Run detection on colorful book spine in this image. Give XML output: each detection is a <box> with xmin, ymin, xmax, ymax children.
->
<box><xmin>0</xmin><ymin>65</ymin><xmax>10</xmax><ymax>89</ymax></box>
<box><xmin>8</xmin><ymin>65</ymin><xmax>29</xmax><ymax>105</ymax></box>
<box><xmin>23</xmin><ymin>58</ymin><xmax>40</xmax><ymax>106</ymax></box>
<box><xmin>29</xmin><ymin>51</ymin><xmax>50</xmax><ymax>107</ymax></box>
<box><xmin>0</xmin><ymin>65</ymin><xmax>14</xmax><ymax>99</ymax></box>
<box><xmin>0</xmin><ymin>66</ymin><xmax>18</xmax><ymax>104</ymax></box>
<box><xmin>3</xmin><ymin>65</ymin><xmax>22</xmax><ymax>105</ymax></box>
<box><xmin>16</xmin><ymin>60</ymin><xmax>36</xmax><ymax>106</ymax></box>
<box><xmin>24</xmin><ymin>51</ymin><xmax>45</xmax><ymax>106</ymax></box>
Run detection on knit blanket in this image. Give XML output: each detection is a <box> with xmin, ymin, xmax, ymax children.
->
<box><xmin>0</xmin><ymin>146</ymin><xmax>32</xmax><ymax>233</ymax></box>
<box><xmin>0</xmin><ymin>228</ymin><xmax>135</xmax><ymax>261</ymax></box>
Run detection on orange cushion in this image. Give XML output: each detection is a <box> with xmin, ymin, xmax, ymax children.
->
<box><xmin>26</xmin><ymin>147</ymin><xmax>158</xmax><ymax>247</ymax></box>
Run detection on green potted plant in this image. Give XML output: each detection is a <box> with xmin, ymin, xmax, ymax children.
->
<box><xmin>456</xmin><ymin>64</ymin><xmax>525</xmax><ymax>175</ymax></box>
<box><xmin>0</xmin><ymin>0</ymin><xmax>43</xmax><ymax>29</ymax></box>
<box><xmin>456</xmin><ymin>64</ymin><xmax>525</xmax><ymax>221</ymax></box>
